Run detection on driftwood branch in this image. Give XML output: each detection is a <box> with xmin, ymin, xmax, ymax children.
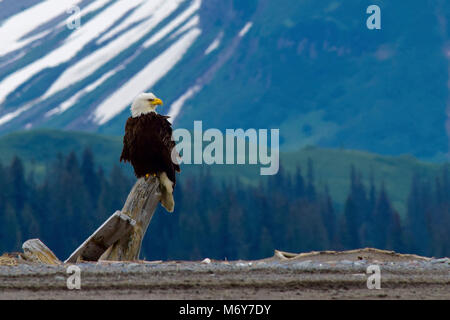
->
<box><xmin>65</xmin><ymin>211</ymin><xmax>136</xmax><ymax>263</ymax></box>
<box><xmin>65</xmin><ymin>176</ymin><xmax>161</xmax><ymax>263</ymax></box>
<box><xmin>22</xmin><ymin>239</ymin><xmax>61</xmax><ymax>265</ymax></box>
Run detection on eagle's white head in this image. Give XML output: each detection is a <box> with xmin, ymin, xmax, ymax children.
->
<box><xmin>131</xmin><ymin>92</ymin><xmax>163</xmax><ymax>118</ymax></box>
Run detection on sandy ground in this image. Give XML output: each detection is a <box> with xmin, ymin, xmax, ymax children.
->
<box><xmin>0</xmin><ymin>249</ymin><xmax>448</xmax><ymax>300</ymax></box>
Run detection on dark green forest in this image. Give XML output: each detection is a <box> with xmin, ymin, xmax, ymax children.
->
<box><xmin>0</xmin><ymin>149</ymin><xmax>449</xmax><ymax>260</ymax></box>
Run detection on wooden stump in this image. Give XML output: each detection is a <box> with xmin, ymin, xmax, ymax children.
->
<box><xmin>65</xmin><ymin>176</ymin><xmax>161</xmax><ymax>263</ymax></box>
<box><xmin>100</xmin><ymin>176</ymin><xmax>161</xmax><ymax>261</ymax></box>
<box><xmin>22</xmin><ymin>239</ymin><xmax>61</xmax><ymax>265</ymax></box>
<box><xmin>65</xmin><ymin>211</ymin><xmax>137</xmax><ymax>263</ymax></box>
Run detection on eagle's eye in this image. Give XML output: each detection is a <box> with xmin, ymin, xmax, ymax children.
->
<box><xmin>148</xmin><ymin>99</ymin><xmax>154</xmax><ymax>102</ymax></box>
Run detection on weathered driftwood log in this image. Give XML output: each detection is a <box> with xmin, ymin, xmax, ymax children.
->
<box><xmin>65</xmin><ymin>211</ymin><xmax>137</xmax><ymax>263</ymax></box>
<box><xmin>22</xmin><ymin>239</ymin><xmax>61</xmax><ymax>265</ymax></box>
<box><xmin>100</xmin><ymin>176</ymin><xmax>161</xmax><ymax>261</ymax></box>
<box><xmin>65</xmin><ymin>176</ymin><xmax>161</xmax><ymax>263</ymax></box>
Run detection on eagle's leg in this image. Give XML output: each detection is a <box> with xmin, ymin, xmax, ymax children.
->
<box><xmin>157</xmin><ymin>172</ymin><xmax>174</xmax><ymax>213</ymax></box>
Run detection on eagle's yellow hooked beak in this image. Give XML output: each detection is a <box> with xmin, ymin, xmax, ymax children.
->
<box><xmin>152</xmin><ymin>98</ymin><xmax>163</xmax><ymax>106</ymax></box>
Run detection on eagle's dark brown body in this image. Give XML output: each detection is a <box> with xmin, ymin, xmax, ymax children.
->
<box><xmin>120</xmin><ymin>112</ymin><xmax>180</xmax><ymax>185</ymax></box>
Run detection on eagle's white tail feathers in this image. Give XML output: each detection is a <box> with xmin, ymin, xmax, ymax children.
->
<box><xmin>158</xmin><ymin>172</ymin><xmax>174</xmax><ymax>212</ymax></box>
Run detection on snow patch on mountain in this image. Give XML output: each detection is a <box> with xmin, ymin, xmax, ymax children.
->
<box><xmin>143</xmin><ymin>0</ymin><xmax>201</xmax><ymax>48</ymax></box>
<box><xmin>168</xmin><ymin>84</ymin><xmax>202</xmax><ymax>122</ymax></box>
<box><xmin>0</xmin><ymin>0</ymin><xmax>82</xmax><ymax>57</ymax></box>
<box><xmin>93</xmin><ymin>27</ymin><xmax>202</xmax><ymax>125</ymax></box>
<box><xmin>0</xmin><ymin>0</ymin><xmax>226</xmax><ymax>132</ymax></box>
<box><xmin>96</xmin><ymin>0</ymin><xmax>161</xmax><ymax>44</ymax></box>
<box><xmin>238</xmin><ymin>21</ymin><xmax>253</xmax><ymax>37</ymax></box>
<box><xmin>45</xmin><ymin>68</ymin><xmax>117</xmax><ymax>117</ymax></box>
<box><xmin>170</xmin><ymin>15</ymin><xmax>200</xmax><ymax>40</ymax></box>
<box><xmin>204</xmin><ymin>32</ymin><xmax>223</xmax><ymax>55</ymax></box>
<box><xmin>0</xmin><ymin>102</ymin><xmax>34</xmax><ymax>126</ymax></box>
<box><xmin>0</xmin><ymin>0</ymin><xmax>146</xmax><ymax>105</ymax></box>
<box><xmin>44</xmin><ymin>0</ymin><xmax>185</xmax><ymax>99</ymax></box>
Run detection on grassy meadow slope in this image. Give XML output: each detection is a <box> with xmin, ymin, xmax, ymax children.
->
<box><xmin>0</xmin><ymin>130</ymin><xmax>123</xmax><ymax>177</ymax></box>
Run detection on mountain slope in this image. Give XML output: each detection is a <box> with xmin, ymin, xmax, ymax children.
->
<box><xmin>0</xmin><ymin>0</ymin><xmax>448</xmax><ymax>159</ymax></box>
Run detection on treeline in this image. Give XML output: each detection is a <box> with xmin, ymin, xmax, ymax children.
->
<box><xmin>0</xmin><ymin>150</ymin><xmax>133</xmax><ymax>258</ymax></box>
<box><xmin>0</xmin><ymin>150</ymin><xmax>449</xmax><ymax>260</ymax></box>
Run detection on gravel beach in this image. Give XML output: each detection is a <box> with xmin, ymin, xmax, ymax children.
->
<box><xmin>0</xmin><ymin>249</ymin><xmax>448</xmax><ymax>300</ymax></box>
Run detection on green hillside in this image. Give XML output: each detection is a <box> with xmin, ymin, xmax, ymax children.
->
<box><xmin>0</xmin><ymin>129</ymin><xmax>124</xmax><ymax>177</ymax></box>
<box><xmin>0</xmin><ymin>130</ymin><xmax>442</xmax><ymax>214</ymax></box>
<box><xmin>282</xmin><ymin>147</ymin><xmax>439</xmax><ymax>214</ymax></box>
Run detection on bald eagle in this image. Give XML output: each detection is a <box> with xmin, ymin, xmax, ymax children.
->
<box><xmin>120</xmin><ymin>93</ymin><xmax>180</xmax><ymax>212</ymax></box>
